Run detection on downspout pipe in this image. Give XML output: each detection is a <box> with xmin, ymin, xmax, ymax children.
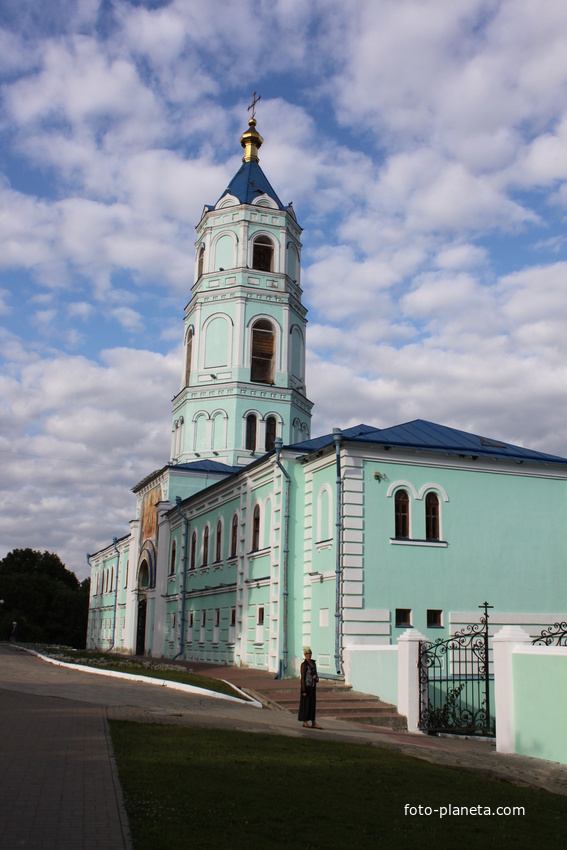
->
<box><xmin>107</xmin><ymin>537</ymin><xmax>120</xmax><ymax>653</ymax></box>
<box><xmin>173</xmin><ymin>497</ymin><xmax>189</xmax><ymax>660</ymax></box>
<box><xmin>333</xmin><ymin>428</ymin><xmax>343</xmax><ymax>675</ymax></box>
<box><xmin>274</xmin><ymin>438</ymin><xmax>291</xmax><ymax>679</ymax></box>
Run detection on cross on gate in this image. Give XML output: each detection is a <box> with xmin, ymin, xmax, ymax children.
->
<box><xmin>248</xmin><ymin>91</ymin><xmax>261</xmax><ymax>119</ymax></box>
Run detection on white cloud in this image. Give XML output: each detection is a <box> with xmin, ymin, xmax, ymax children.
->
<box><xmin>1</xmin><ymin>0</ymin><xmax>567</xmax><ymax>582</ymax></box>
<box><xmin>435</xmin><ymin>243</ymin><xmax>488</xmax><ymax>270</ymax></box>
<box><xmin>67</xmin><ymin>301</ymin><xmax>94</xmax><ymax>321</ymax></box>
<box><xmin>110</xmin><ymin>306</ymin><xmax>144</xmax><ymax>333</ymax></box>
<box><xmin>0</xmin><ymin>343</ymin><xmax>180</xmax><ymax>577</ymax></box>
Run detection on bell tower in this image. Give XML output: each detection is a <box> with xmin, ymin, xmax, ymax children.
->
<box><xmin>170</xmin><ymin>111</ymin><xmax>313</xmax><ymax>467</ymax></box>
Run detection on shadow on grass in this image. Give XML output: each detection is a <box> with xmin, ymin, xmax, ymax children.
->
<box><xmin>109</xmin><ymin>722</ymin><xmax>567</xmax><ymax>850</ymax></box>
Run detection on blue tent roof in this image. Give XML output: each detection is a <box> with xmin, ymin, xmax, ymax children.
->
<box><xmin>289</xmin><ymin>419</ymin><xmax>567</xmax><ymax>465</ymax></box>
<box><xmin>216</xmin><ymin>160</ymin><xmax>286</xmax><ymax>210</ymax></box>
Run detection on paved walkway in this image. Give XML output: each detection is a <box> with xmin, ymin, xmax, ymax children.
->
<box><xmin>2</xmin><ymin>646</ymin><xmax>567</xmax><ymax>849</ymax></box>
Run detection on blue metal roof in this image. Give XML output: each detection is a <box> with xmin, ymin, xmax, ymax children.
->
<box><xmin>216</xmin><ymin>160</ymin><xmax>286</xmax><ymax>210</ymax></box>
<box><xmin>289</xmin><ymin>420</ymin><xmax>567</xmax><ymax>465</ymax></box>
<box><xmin>170</xmin><ymin>460</ymin><xmax>241</xmax><ymax>474</ymax></box>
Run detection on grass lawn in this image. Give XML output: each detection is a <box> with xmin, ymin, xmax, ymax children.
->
<box><xmin>109</xmin><ymin>722</ymin><xmax>567</xmax><ymax>850</ymax></box>
<box><xmin>30</xmin><ymin>645</ymin><xmax>244</xmax><ymax>699</ymax></box>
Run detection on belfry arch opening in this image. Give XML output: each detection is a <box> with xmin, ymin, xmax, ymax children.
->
<box><xmin>252</xmin><ymin>235</ymin><xmax>274</xmax><ymax>272</ymax></box>
<box><xmin>251</xmin><ymin>319</ymin><xmax>275</xmax><ymax>384</ymax></box>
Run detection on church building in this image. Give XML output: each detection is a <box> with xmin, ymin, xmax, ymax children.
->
<box><xmin>87</xmin><ymin>114</ymin><xmax>567</xmax><ymax>691</ymax></box>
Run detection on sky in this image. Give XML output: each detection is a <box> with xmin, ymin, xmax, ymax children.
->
<box><xmin>1</xmin><ymin>0</ymin><xmax>567</xmax><ymax>579</ymax></box>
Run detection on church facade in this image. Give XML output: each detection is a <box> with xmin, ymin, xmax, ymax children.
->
<box><xmin>87</xmin><ymin>117</ymin><xmax>567</xmax><ymax>686</ymax></box>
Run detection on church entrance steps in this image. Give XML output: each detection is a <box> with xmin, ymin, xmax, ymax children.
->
<box><xmin>156</xmin><ymin>659</ymin><xmax>406</xmax><ymax>729</ymax></box>
<box><xmin>271</xmin><ymin>688</ymin><xmax>407</xmax><ymax>730</ymax></box>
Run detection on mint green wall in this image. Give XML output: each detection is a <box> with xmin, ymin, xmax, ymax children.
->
<box><xmin>345</xmin><ymin>647</ymin><xmax>398</xmax><ymax>707</ymax></box>
<box><xmin>362</xmin><ymin>458</ymin><xmax>567</xmax><ymax>638</ymax></box>
<box><xmin>309</xmin><ymin>578</ymin><xmax>336</xmax><ymax>668</ymax></box>
<box><xmin>513</xmin><ymin>651</ymin><xmax>567</xmax><ymax>764</ymax></box>
<box><xmin>246</xmin><ymin>585</ymin><xmax>271</xmax><ymax>668</ymax></box>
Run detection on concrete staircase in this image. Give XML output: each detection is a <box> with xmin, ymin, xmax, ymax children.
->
<box><xmin>167</xmin><ymin>660</ymin><xmax>407</xmax><ymax>730</ymax></box>
<box><xmin>265</xmin><ymin>678</ymin><xmax>407</xmax><ymax>730</ymax></box>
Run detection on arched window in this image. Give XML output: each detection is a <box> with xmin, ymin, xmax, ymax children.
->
<box><xmin>110</xmin><ymin>567</ymin><xmax>114</xmax><ymax>592</ymax></box>
<box><xmin>251</xmin><ymin>319</ymin><xmax>275</xmax><ymax>384</ymax></box>
<box><xmin>215</xmin><ymin>520</ymin><xmax>222</xmax><ymax>562</ymax></box>
<box><xmin>425</xmin><ymin>492</ymin><xmax>440</xmax><ymax>540</ymax></box>
<box><xmin>169</xmin><ymin>540</ymin><xmax>177</xmax><ymax>576</ymax></box>
<box><xmin>246</xmin><ymin>413</ymin><xmax>257</xmax><ymax>451</ymax></box>
<box><xmin>197</xmin><ymin>244</ymin><xmax>205</xmax><ymax>279</ymax></box>
<box><xmin>394</xmin><ymin>490</ymin><xmax>410</xmax><ymax>539</ymax></box>
<box><xmin>265</xmin><ymin>416</ymin><xmax>277</xmax><ymax>451</ymax></box>
<box><xmin>138</xmin><ymin>559</ymin><xmax>150</xmax><ymax>589</ymax></box>
<box><xmin>203</xmin><ymin>526</ymin><xmax>209</xmax><ymax>566</ymax></box>
<box><xmin>190</xmin><ymin>531</ymin><xmax>197</xmax><ymax>570</ymax></box>
<box><xmin>252</xmin><ymin>235</ymin><xmax>273</xmax><ymax>271</ymax></box>
<box><xmin>252</xmin><ymin>505</ymin><xmax>260</xmax><ymax>551</ymax></box>
<box><xmin>231</xmin><ymin>514</ymin><xmax>238</xmax><ymax>558</ymax></box>
<box><xmin>185</xmin><ymin>328</ymin><xmax>193</xmax><ymax>386</ymax></box>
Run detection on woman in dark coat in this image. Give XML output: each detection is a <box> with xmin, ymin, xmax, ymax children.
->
<box><xmin>298</xmin><ymin>647</ymin><xmax>321</xmax><ymax>728</ymax></box>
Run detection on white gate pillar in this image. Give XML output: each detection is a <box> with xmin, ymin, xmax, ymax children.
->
<box><xmin>397</xmin><ymin>628</ymin><xmax>426</xmax><ymax>733</ymax></box>
<box><xmin>492</xmin><ymin>625</ymin><xmax>531</xmax><ymax>754</ymax></box>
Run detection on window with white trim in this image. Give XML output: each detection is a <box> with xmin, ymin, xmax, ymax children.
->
<box><xmin>252</xmin><ymin>235</ymin><xmax>274</xmax><ymax>272</ymax></box>
<box><xmin>394</xmin><ymin>490</ymin><xmax>410</xmax><ymax>539</ymax></box>
<box><xmin>425</xmin><ymin>492</ymin><xmax>440</xmax><ymax>540</ymax></box>
<box><xmin>255</xmin><ymin>606</ymin><xmax>265</xmax><ymax>645</ymax></box>
<box><xmin>250</xmin><ymin>320</ymin><xmax>275</xmax><ymax>384</ymax></box>
<box><xmin>230</xmin><ymin>514</ymin><xmax>238</xmax><ymax>559</ymax></box>
<box><xmin>213</xmin><ymin>609</ymin><xmax>220</xmax><ymax>645</ymax></box>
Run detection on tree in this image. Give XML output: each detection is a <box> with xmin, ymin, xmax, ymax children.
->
<box><xmin>0</xmin><ymin>549</ymin><xmax>90</xmax><ymax>648</ymax></box>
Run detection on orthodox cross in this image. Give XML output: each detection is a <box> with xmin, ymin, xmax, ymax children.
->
<box><xmin>248</xmin><ymin>91</ymin><xmax>261</xmax><ymax>119</ymax></box>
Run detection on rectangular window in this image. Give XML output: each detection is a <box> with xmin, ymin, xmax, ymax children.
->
<box><xmin>395</xmin><ymin>608</ymin><xmax>412</xmax><ymax>628</ymax></box>
<box><xmin>228</xmin><ymin>608</ymin><xmax>236</xmax><ymax>644</ymax></box>
<box><xmin>187</xmin><ymin>611</ymin><xmax>194</xmax><ymax>642</ymax></box>
<box><xmin>427</xmin><ymin>609</ymin><xmax>443</xmax><ymax>628</ymax></box>
<box><xmin>213</xmin><ymin>609</ymin><xmax>220</xmax><ymax>645</ymax></box>
<box><xmin>200</xmin><ymin>610</ymin><xmax>206</xmax><ymax>644</ymax></box>
<box><xmin>255</xmin><ymin>606</ymin><xmax>265</xmax><ymax>645</ymax></box>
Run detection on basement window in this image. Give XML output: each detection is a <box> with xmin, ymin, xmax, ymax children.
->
<box><xmin>395</xmin><ymin>608</ymin><xmax>412</xmax><ymax>628</ymax></box>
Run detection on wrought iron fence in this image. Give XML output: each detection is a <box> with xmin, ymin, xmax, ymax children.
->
<box><xmin>532</xmin><ymin>621</ymin><xmax>567</xmax><ymax>646</ymax></box>
<box><xmin>419</xmin><ymin>602</ymin><xmax>495</xmax><ymax>737</ymax></box>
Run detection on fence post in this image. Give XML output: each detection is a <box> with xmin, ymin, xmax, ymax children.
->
<box><xmin>397</xmin><ymin>628</ymin><xmax>426</xmax><ymax>732</ymax></box>
<box><xmin>492</xmin><ymin>625</ymin><xmax>531</xmax><ymax>754</ymax></box>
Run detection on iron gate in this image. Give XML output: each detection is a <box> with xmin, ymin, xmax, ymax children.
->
<box><xmin>419</xmin><ymin>602</ymin><xmax>495</xmax><ymax>737</ymax></box>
